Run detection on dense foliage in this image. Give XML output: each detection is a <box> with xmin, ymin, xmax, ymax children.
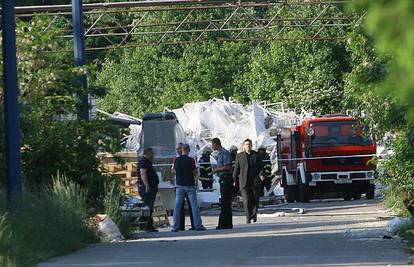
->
<box><xmin>358</xmin><ymin>0</ymin><xmax>414</xmax><ymax>212</ymax></box>
<box><xmin>0</xmin><ymin>176</ymin><xmax>99</xmax><ymax>267</ymax></box>
<box><xmin>0</xmin><ymin>16</ymin><xmax>121</xmax><ymax>206</ymax></box>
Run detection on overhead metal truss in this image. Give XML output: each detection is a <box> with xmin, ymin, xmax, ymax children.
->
<box><xmin>11</xmin><ymin>0</ymin><xmax>364</xmax><ymax>51</ymax></box>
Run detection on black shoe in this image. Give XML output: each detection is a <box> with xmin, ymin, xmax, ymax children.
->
<box><xmin>246</xmin><ymin>219</ymin><xmax>251</xmax><ymax>224</ymax></box>
<box><xmin>188</xmin><ymin>227</ymin><xmax>196</xmax><ymax>231</ymax></box>
<box><xmin>195</xmin><ymin>227</ymin><xmax>206</xmax><ymax>231</ymax></box>
<box><xmin>145</xmin><ymin>228</ymin><xmax>159</xmax><ymax>233</ymax></box>
<box><xmin>252</xmin><ymin>215</ymin><xmax>257</xmax><ymax>223</ymax></box>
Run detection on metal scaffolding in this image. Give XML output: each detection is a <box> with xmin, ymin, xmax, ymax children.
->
<box><xmin>10</xmin><ymin>0</ymin><xmax>363</xmax><ymax>51</ymax></box>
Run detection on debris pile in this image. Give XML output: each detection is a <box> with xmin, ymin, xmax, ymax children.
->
<box><xmin>115</xmin><ymin>98</ymin><xmax>312</xmax><ymax>154</ymax></box>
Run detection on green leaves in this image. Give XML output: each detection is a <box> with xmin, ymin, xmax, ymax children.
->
<box><xmin>237</xmin><ymin>39</ymin><xmax>348</xmax><ymax>114</ymax></box>
<box><xmin>96</xmin><ymin>41</ymin><xmax>253</xmax><ymax>117</ymax></box>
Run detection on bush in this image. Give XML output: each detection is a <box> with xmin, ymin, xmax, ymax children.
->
<box><xmin>380</xmin><ymin>125</ymin><xmax>414</xmax><ymax>216</ymax></box>
<box><xmin>0</xmin><ymin>175</ymin><xmax>99</xmax><ymax>267</ymax></box>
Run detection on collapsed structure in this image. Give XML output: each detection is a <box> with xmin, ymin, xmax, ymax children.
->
<box><xmin>99</xmin><ymin>98</ymin><xmax>312</xmax><ymax>205</ymax></box>
<box><xmin>100</xmin><ymin>98</ymin><xmax>381</xmax><ymax>212</ymax></box>
<box><xmin>113</xmin><ymin>98</ymin><xmax>313</xmax><ymax>159</ymax></box>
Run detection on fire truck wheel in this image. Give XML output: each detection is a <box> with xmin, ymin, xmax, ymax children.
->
<box><xmin>366</xmin><ymin>184</ymin><xmax>375</xmax><ymax>200</ymax></box>
<box><xmin>343</xmin><ymin>190</ymin><xmax>353</xmax><ymax>201</ymax></box>
<box><xmin>298</xmin><ymin>180</ymin><xmax>311</xmax><ymax>203</ymax></box>
<box><xmin>284</xmin><ymin>185</ymin><xmax>298</xmax><ymax>203</ymax></box>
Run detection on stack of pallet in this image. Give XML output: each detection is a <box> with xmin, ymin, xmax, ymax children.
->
<box><xmin>100</xmin><ymin>152</ymin><xmax>170</xmax><ymax>227</ymax></box>
<box><xmin>99</xmin><ymin>152</ymin><xmax>139</xmax><ymax>196</ymax></box>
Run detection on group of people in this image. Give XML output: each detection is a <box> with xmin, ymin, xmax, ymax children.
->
<box><xmin>137</xmin><ymin>137</ymin><xmax>269</xmax><ymax>232</ymax></box>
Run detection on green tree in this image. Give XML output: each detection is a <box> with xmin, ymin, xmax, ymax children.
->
<box><xmin>96</xmin><ymin>41</ymin><xmax>252</xmax><ymax>116</ymax></box>
<box><xmin>237</xmin><ymin>37</ymin><xmax>349</xmax><ymax>113</ymax></box>
<box><xmin>0</xmin><ymin>16</ymin><xmax>120</xmax><ymax>205</ymax></box>
<box><xmin>347</xmin><ymin>0</ymin><xmax>414</xmax><ymax>212</ymax></box>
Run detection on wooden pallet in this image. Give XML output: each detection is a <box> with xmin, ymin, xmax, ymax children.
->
<box><xmin>98</xmin><ymin>152</ymin><xmax>138</xmax><ymax>165</ymax></box>
<box><xmin>104</xmin><ymin>163</ymin><xmax>137</xmax><ymax>173</ymax></box>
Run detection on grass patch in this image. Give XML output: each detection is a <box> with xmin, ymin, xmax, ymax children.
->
<box><xmin>0</xmin><ymin>176</ymin><xmax>99</xmax><ymax>267</ymax></box>
<box><xmin>383</xmin><ymin>190</ymin><xmax>411</xmax><ymax>217</ymax></box>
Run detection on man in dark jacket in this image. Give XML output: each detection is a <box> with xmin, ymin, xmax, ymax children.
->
<box><xmin>233</xmin><ymin>139</ymin><xmax>264</xmax><ymax>224</ymax></box>
<box><xmin>137</xmin><ymin>147</ymin><xmax>160</xmax><ymax>232</ymax></box>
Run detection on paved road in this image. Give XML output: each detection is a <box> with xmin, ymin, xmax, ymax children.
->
<box><xmin>39</xmin><ymin>199</ymin><xmax>410</xmax><ymax>267</ymax></box>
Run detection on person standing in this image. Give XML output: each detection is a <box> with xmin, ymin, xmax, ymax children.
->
<box><xmin>174</xmin><ymin>143</ymin><xmax>195</xmax><ymax>231</ymax></box>
<box><xmin>199</xmin><ymin>148</ymin><xmax>213</xmax><ymax>189</ymax></box>
<box><xmin>137</xmin><ymin>147</ymin><xmax>160</xmax><ymax>232</ymax></box>
<box><xmin>233</xmin><ymin>139</ymin><xmax>264</xmax><ymax>224</ymax></box>
<box><xmin>258</xmin><ymin>147</ymin><xmax>272</xmax><ymax>196</ymax></box>
<box><xmin>211</xmin><ymin>138</ymin><xmax>234</xmax><ymax>230</ymax></box>
<box><xmin>171</xmin><ymin>144</ymin><xmax>206</xmax><ymax>232</ymax></box>
<box><xmin>230</xmin><ymin>145</ymin><xmax>238</xmax><ymax>162</ymax></box>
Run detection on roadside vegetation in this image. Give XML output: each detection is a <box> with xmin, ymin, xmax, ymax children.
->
<box><xmin>0</xmin><ymin>0</ymin><xmax>413</xmax><ymax>265</ymax></box>
<box><xmin>0</xmin><ymin>176</ymin><xmax>99</xmax><ymax>267</ymax></box>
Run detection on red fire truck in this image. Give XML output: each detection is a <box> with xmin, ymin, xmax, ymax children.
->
<box><xmin>279</xmin><ymin>115</ymin><xmax>377</xmax><ymax>203</ymax></box>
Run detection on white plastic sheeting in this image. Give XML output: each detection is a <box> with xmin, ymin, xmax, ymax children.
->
<box><xmin>110</xmin><ymin>98</ymin><xmax>312</xmax><ymax>154</ymax></box>
<box><xmin>173</xmin><ymin>98</ymin><xmax>310</xmax><ymax>154</ymax></box>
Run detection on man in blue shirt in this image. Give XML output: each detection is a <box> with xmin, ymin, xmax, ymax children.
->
<box><xmin>211</xmin><ymin>138</ymin><xmax>234</xmax><ymax>229</ymax></box>
<box><xmin>171</xmin><ymin>144</ymin><xmax>206</xmax><ymax>232</ymax></box>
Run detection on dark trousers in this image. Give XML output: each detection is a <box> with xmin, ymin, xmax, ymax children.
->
<box><xmin>218</xmin><ymin>179</ymin><xmax>234</xmax><ymax>228</ymax></box>
<box><xmin>261</xmin><ymin>178</ymin><xmax>272</xmax><ymax>196</ymax></box>
<box><xmin>179</xmin><ymin>195</ymin><xmax>194</xmax><ymax>230</ymax></box>
<box><xmin>200</xmin><ymin>179</ymin><xmax>213</xmax><ymax>189</ymax></box>
<box><xmin>240</xmin><ymin>187</ymin><xmax>260</xmax><ymax>221</ymax></box>
<box><xmin>139</xmin><ymin>187</ymin><xmax>158</xmax><ymax>230</ymax></box>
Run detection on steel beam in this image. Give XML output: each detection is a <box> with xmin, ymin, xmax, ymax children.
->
<box><xmin>2</xmin><ymin>0</ymin><xmax>23</xmax><ymax>200</ymax></box>
<box><xmin>72</xmin><ymin>0</ymin><xmax>89</xmax><ymax>120</ymax></box>
<box><xmin>2</xmin><ymin>0</ymin><xmax>362</xmax><ymax>51</ymax></box>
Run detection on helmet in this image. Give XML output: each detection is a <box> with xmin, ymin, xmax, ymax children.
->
<box><xmin>230</xmin><ymin>145</ymin><xmax>238</xmax><ymax>152</ymax></box>
<box><xmin>203</xmin><ymin>147</ymin><xmax>213</xmax><ymax>154</ymax></box>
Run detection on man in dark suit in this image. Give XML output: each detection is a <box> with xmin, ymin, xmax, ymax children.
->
<box><xmin>233</xmin><ymin>139</ymin><xmax>265</xmax><ymax>224</ymax></box>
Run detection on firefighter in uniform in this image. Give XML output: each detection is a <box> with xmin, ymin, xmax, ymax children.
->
<box><xmin>258</xmin><ymin>147</ymin><xmax>272</xmax><ymax>196</ymax></box>
<box><xmin>199</xmin><ymin>148</ymin><xmax>213</xmax><ymax>189</ymax></box>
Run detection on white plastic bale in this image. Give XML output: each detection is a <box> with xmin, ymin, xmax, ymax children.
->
<box><xmin>98</xmin><ymin>217</ymin><xmax>125</xmax><ymax>242</ymax></box>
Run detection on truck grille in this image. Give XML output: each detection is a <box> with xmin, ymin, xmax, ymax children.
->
<box><xmin>350</xmin><ymin>172</ymin><xmax>366</xmax><ymax>179</ymax></box>
<box><xmin>321</xmin><ymin>174</ymin><xmax>337</xmax><ymax>180</ymax></box>
<box><xmin>322</xmin><ymin>157</ymin><xmax>363</xmax><ymax>166</ymax></box>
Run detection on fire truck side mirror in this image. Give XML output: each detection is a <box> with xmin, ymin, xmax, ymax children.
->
<box><xmin>306</xmin><ymin>127</ymin><xmax>315</xmax><ymax>137</ymax></box>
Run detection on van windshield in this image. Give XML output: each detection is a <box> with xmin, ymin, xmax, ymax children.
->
<box><xmin>309</xmin><ymin>121</ymin><xmax>373</xmax><ymax>146</ymax></box>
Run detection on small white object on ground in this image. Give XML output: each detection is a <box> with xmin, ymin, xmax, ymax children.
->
<box><xmin>385</xmin><ymin>217</ymin><xmax>412</xmax><ymax>236</ymax></box>
<box><xmin>292</xmin><ymin>208</ymin><xmax>306</xmax><ymax>214</ymax></box>
<box><xmin>98</xmin><ymin>215</ymin><xmax>125</xmax><ymax>242</ymax></box>
<box><xmin>259</xmin><ymin>212</ymin><xmax>286</xmax><ymax>218</ymax></box>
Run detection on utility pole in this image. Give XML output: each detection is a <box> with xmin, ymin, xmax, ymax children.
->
<box><xmin>71</xmin><ymin>0</ymin><xmax>89</xmax><ymax>120</ymax></box>
<box><xmin>2</xmin><ymin>0</ymin><xmax>23</xmax><ymax>200</ymax></box>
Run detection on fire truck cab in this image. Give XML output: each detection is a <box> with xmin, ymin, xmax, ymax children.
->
<box><xmin>279</xmin><ymin>115</ymin><xmax>376</xmax><ymax>202</ymax></box>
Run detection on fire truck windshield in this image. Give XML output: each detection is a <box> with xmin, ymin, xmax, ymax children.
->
<box><xmin>309</xmin><ymin>121</ymin><xmax>373</xmax><ymax>146</ymax></box>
